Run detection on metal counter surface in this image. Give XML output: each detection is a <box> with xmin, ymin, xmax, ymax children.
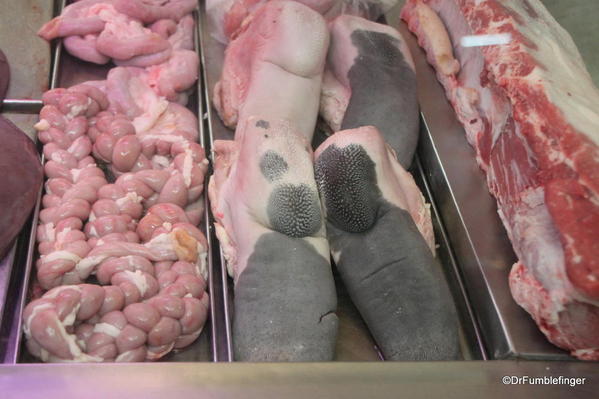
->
<box><xmin>0</xmin><ymin>361</ymin><xmax>596</xmax><ymax>399</ymax></box>
<box><xmin>0</xmin><ymin>0</ymin><xmax>51</xmax><ymax>100</ymax></box>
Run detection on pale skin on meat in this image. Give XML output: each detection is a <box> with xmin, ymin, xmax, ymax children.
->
<box><xmin>213</xmin><ymin>0</ymin><xmax>330</xmax><ymax>140</ymax></box>
<box><xmin>26</xmin><ymin>43</ymin><xmax>210</xmax><ymax>361</ymax></box>
<box><xmin>210</xmin><ymin>118</ymin><xmax>338</xmax><ymax>361</ymax></box>
<box><xmin>211</xmin><ymin>1</ymin><xmax>338</xmax><ymax>361</ymax></box>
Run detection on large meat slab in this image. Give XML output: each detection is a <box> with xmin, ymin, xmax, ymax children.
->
<box><xmin>401</xmin><ymin>0</ymin><xmax>599</xmax><ymax>359</ymax></box>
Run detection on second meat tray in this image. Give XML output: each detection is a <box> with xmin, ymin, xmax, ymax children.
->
<box><xmin>198</xmin><ymin>2</ymin><xmax>484</xmax><ymax>362</ymax></box>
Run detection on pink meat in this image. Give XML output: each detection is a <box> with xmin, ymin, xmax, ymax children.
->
<box><xmin>112</xmin><ymin>0</ymin><xmax>198</xmax><ymax>24</ymax></box>
<box><xmin>402</xmin><ymin>0</ymin><xmax>599</xmax><ymax>359</ymax></box>
<box><xmin>26</xmin><ymin>47</ymin><xmax>209</xmax><ymax>361</ymax></box>
<box><xmin>213</xmin><ymin>0</ymin><xmax>329</xmax><ymax>138</ymax></box>
<box><xmin>219</xmin><ymin>0</ymin><xmax>396</xmax><ymax>41</ymax></box>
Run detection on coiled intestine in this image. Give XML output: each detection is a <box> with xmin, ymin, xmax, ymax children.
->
<box><xmin>24</xmin><ymin>76</ymin><xmax>209</xmax><ymax>362</ymax></box>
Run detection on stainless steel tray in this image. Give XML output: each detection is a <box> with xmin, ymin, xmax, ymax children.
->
<box><xmin>384</xmin><ymin>2</ymin><xmax>576</xmax><ymax>360</ymax></box>
<box><xmin>199</xmin><ymin>2</ymin><xmax>484</xmax><ymax>361</ymax></box>
<box><xmin>0</xmin><ymin>1</ymin><xmax>221</xmax><ymax>363</ymax></box>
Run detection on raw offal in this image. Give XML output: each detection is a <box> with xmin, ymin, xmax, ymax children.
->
<box><xmin>320</xmin><ymin>14</ymin><xmax>419</xmax><ymax>168</ymax></box>
<box><xmin>206</xmin><ymin>0</ymin><xmax>400</xmax><ymax>44</ymax></box>
<box><xmin>209</xmin><ymin>1</ymin><xmax>337</xmax><ymax>361</ymax></box>
<box><xmin>314</xmin><ymin>126</ymin><xmax>460</xmax><ymax>360</ymax></box>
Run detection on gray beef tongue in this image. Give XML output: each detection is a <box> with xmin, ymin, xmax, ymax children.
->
<box><xmin>314</xmin><ymin>126</ymin><xmax>461</xmax><ymax>360</ymax></box>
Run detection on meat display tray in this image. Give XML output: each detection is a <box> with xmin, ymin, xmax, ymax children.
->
<box><xmin>0</xmin><ymin>0</ymin><xmax>223</xmax><ymax>363</ymax></box>
<box><xmin>384</xmin><ymin>2</ymin><xmax>576</xmax><ymax>360</ymax></box>
<box><xmin>0</xmin><ymin>0</ymin><xmax>586</xmax><ymax>366</ymax></box>
<box><xmin>198</xmin><ymin>2</ymin><xmax>484</xmax><ymax>362</ymax></box>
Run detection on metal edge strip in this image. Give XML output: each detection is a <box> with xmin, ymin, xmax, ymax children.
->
<box><xmin>1</xmin><ymin>99</ymin><xmax>43</xmax><ymax>113</ymax></box>
<box><xmin>413</xmin><ymin>140</ymin><xmax>488</xmax><ymax>360</ymax></box>
<box><xmin>198</xmin><ymin>5</ymin><xmax>233</xmax><ymax>362</ymax></box>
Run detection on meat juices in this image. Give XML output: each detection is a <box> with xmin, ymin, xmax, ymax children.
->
<box><xmin>321</xmin><ymin>15</ymin><xmax>419</xmax><ymax>168</ymax></box>
<box><xmin>402</xmin><ymin>0</ymin><xmax>599</xmax><ymax>359</ymax></box>
<box><xmin>314</xmin><ymin>127</ymin><xmax>460</xmax><ymax>360</ymax></box>
<box><xmin>211</xmin><ymin>1</ymin><xmax>338</xmax><ymax>361</ymax></box>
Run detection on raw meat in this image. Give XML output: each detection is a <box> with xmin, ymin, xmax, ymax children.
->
<box><xmin>320</xmin><ymin>15</ymin><xmax>419</xmax><ymax>168</ymax></box>
<box><xmin>210</xmin><ymin>117</ymin><xmax>337</xmax><ymax>361</ymax></box>
<box><xmin>213</xmin><ymin>0</ymin><xmax>330</xmax><ymax>140</ymax></box>
<box><xmin>0</xmin><ymin>117</ymin><xmax>44</xmax><ymax>259</ymax></box>
<box><xmin>402</xmin><ymin>0</ymin><xmax>599</xmax><ymax>360</ymax></box>
<box><xmin>207</xmin><ymin>0</ymin><xmax>399</xmax><ymax>43</ymax></box>
<box><xmin>112</xmin><ymin>0</ymin><xmax>198</xmax><ymax>24</ymax></box>
<box><xmin>210</xmin><ymin>1</ymin><xmax>337</xmax><ymax>361</ymax></box>
<box><xmin>38</xmin><ymin>0</ymin><xmax>198</xmax><ymax>81</ymax></box>
<box><xmin>25</xmin><ymin>69</ymin><xmax>209</xmax><ymax>362</ymax></box>
<box><xmin>314</xmin><ymin>126</ymin><xmax>459</xmax><ymax>360</ymax></box>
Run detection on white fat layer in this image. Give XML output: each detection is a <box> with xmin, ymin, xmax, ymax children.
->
<box><xmin>144</xmin><ymin>232</ymin><xmax>175</xmax><ymax>257</ymax></box>
<box><xmin>131</xmin><ymin>80</ymin><xmax>169</xmax><ymax>134</ymax></box>
<box><xmin>43</xmin><ymin>285</ymin><xmax>82</xmax><ymax>300</ymax></box>
<box><xmin>62</xmin><ymin>303</ymin><xmax>80</xmax><ymax>328</ymax></box>
<box><xmin>572</xmin><ymin>348</ymin><xmax>598</xmax><ymax>356</ymax></box>
<box><xmin>214</xmin><ymin>223</ymin><xmax>235</xmax><ymax>278</ymax></box>
<box><xmin>23</xmin><ymin>303</ymin><xmax>53</xmax><ymax>337</ymax></box>
<box><xmin>56</xmin><ymin>227</ymin><xmax>72</xmax><ymax>243</ymax></box>
<box><xmin>151</xmin><ymin>155</ymin><xmax>171</xmax><ymax>169</ymax></box>
<box><xmin>330</xmin><ymin>248</ymin><xmax>342</xmax><ymax>265</ymax></box>
<box><xmin>115</xmin><ymin>350</ymin><xmax>137</xmax><ymax>362</ymax></box>
<box><xmin>183</xmin><ymin>145</ymin><xmax>193</xmax><ymax>187</ymax></box>
<box><xmin>146</xmin><ymin>342</ymin><xmax>174</xmax><ymax>360</ymax></box>
<box><xmin>71</xmin><ymin>168</ymin><xmax>82</xmax><ymax>182</ymax></box>
<box><xmin>89</xmin><ymin>212</ymin><xmax>97</xmax><ymax>222</ymax></box>
<box><xmin>93</xmin><ymin>322</ymin><xmax>122</xmax><ymax>338</ymax></box>
<box><xmin>76</xmin><ymin>255</ymin><xmax>108</xmax><ymax>278</ymax></box>
<box><xmin>162</xmin><ymin>222</ymin><xmax>173</xmax><ymax>231</ymax></box>
<box><xmin>44</xmin><ymin>308</ymin><xmax>99</xmax><ymax>362</ymax></box>
<box><xmin>197</xmin><ymin>246</ymin><xmax>208</xmax><ymax>280</ymax></box>
<box><xmin>115</xmin><ymin>192</ymin><xmax>142</xmax><ymax>207</ymax></box>
<box><xmin>123</xmin><ymin>270</ymin><xmax>149</xmax><ymax>296</ymax></box>
<box><xmin>34</xmin><ymin>119</ymin><xmax>50</xmax><ymax>131</ymax></box>
<box><xmin>45</xmin><ymin>223</ymin><xmax>56</xmax><ymax>242</ymax></box>
<box><xmin>66</xmin><ymin>102</ymin><xmax>88</xmax><ymax>119</ymax></box>
<box><xmin>43</xmin><ymin>250</ymin><xmax>82</xmax><ymax>264</ymax></box>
